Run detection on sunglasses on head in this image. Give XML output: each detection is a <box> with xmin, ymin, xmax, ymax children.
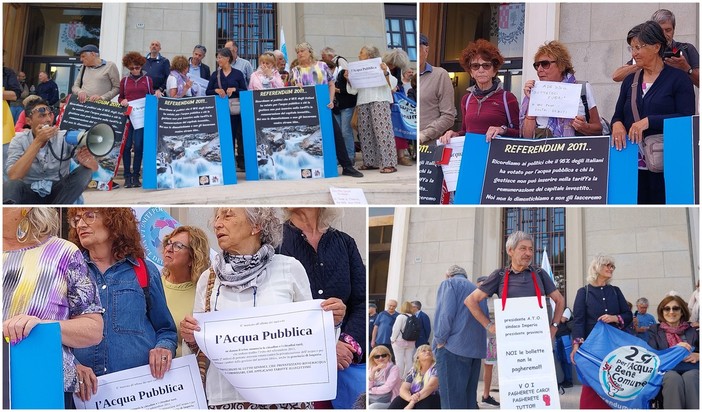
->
<box><xmin>373</xmin><ymin>354</ymin><xmax>389</xmax><ymax>359</ymax></box>
<box><xmin>29</xmin><ymin>106</ymin><xmax>53</xmax><ymax>116</ymax></box>
<box><xmin>663</xmin><ymin>305</ymin><xmax>681</xmax><ymax>312</ymax></box>
<box><xmin>533</xmin><ymin>60</ymin><xmax>557</xmax><ymax>70</ymax></box>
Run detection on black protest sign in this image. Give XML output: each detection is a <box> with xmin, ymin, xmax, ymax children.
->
<box><xmin>419</xmin><ymin>144</ymin><xmax>447</xmax><ymax>204</ymax></box>
<box><xmin>482</xmin><ymin>136</ymin><xmax>609</xmax><ymax>204</ymax></box>
<box><xmin>59</xmin><ymin>94</ymin><xmax>127</xmax><ymax>137</ymax></box>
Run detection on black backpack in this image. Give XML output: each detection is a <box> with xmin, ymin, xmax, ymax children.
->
<box><xmin>401</xmin><ymin>314</ymin><xmax>421</xmax><ymax>341</ymax></box>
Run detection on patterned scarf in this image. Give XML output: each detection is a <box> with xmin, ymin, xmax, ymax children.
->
<box><xmin>471</xmin><ymin>78</ymin><xmax>500</xmax><ymax>99</ymax></box>
<box><xmin>212</xmin><ymin>243</ymin><xmax>275</xmax><ymax>291</ymax></box>
<box><xmin>660</xmin><ymin>321</ymin><xmax>691</xmax><ymax>349</ymax></box>
<box><xmin>170</xmin><ymin>70</ymin><xmax>188</xmax><ymax>97</ymax></box>
<box><xmin>520</xmin><ymin>72</ymin><xmax>577</xmax><ymax>137</ymax></box>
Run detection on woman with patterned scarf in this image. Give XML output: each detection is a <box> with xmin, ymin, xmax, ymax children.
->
<box><xmin>180</xmin><ymin>208</ymin><xmax>346</xmax><ymax>409</ymax></box>
<box><xmin>167</xmin><ymin>55</ymin><xmax>195</xmax><ymax>98</ymax></box>
<box><xmin>520</xmin><ymin>41</ymin><xmax>604</xmax><ymax>138</ymax></box>
<box><xmin>647</xmin><ymin>295</ymin><xmax>699</xmax><ymax>409</ymax></box>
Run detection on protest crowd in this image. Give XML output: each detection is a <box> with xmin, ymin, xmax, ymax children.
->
<box><xmin>3</xmin><ymin>35</ymin><xmax>418</xmax><ymax>204</ymax></box>
<box><xmin>2</xmin><ymin>206</ymin><xmax>366</xmax><ymax>409</ymax></box>
<box><xmin>369</xmin><ymin>230</ymin><xmax>699</xmax><ymax>410</ymax></box>
<box><xmin>420</xmin><ymin>8</ymin><xmax>698</xmax><ymax>205</ymax></box>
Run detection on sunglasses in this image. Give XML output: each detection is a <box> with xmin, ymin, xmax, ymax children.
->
<box><xmin>373</xmin><ymin>354</ymin><xmax>389</xmax><ymax>359</ymax></box>
<box><xmin>533</xmin><ymin>60</ymin><xmax>557</xmax><ymax>70</ymax></box>
<box><xmin>662</xmin><ymin>306</ymin><xmax>682</xmax><ymax>313</ymax></box>
<box><xmin>469</xmin><ymin>62</ymin><xmax>493</xmax><ymax>71</ymax></box>
<box><xmin>29</xmin><ymin>106</ymin><xmax>53</xmax><ymax>116</ymax></box>
<box><xmin>129</xmin><ymin>66</ymin><xmax>142</xmax><ymax>70</ymax></box>
<box><xmin>69</xmin><ymin>211</ymin><xmax>99</xmax><ymax>228</ymax></box>
<box><xmin>605</xmin><ymin>264</ymin><xmax>616</xmax><ymax>270</ymax></box>
<box><xmin>165</xmin><ymin>240</ymin><xmax>191</xmax><ymax>252</ymax></box>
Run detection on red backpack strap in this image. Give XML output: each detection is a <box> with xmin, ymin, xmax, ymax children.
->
<box><xmin>134</xmin><ymin>257</ymin><xmax>148</xmax><ymax>288</ymax></box>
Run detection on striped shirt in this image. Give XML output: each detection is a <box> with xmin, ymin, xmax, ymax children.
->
<box><xmin>3</xmin><ymin>236</ymin><xmax>103</xmax><ymax>392</ymax></box>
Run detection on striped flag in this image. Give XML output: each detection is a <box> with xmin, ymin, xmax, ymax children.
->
<box><xmin>280</xmin><ymin>26</ymin><xmax>289</xmax><ymax>71</ymax></box>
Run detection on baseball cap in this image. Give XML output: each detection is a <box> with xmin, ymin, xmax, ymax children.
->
<box><xmin>78</xmin><ymin>44</ymin><xmax>99</xmax><ymax>55</ymax></box>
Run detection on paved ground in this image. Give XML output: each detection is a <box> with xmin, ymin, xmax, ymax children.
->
<box><xmin>477</xmin><ymin>381</ymin><xmax>582</xmax><ymax>409</ymax></box>
<box><xmin>83</xmin><ymin>158</ymin><xmax>417</xmax><ymax>205</ymax></box>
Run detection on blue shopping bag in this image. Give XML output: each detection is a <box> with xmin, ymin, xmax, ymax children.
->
<box><xmin>574</xmin><ymin>321</ymin><xmax>690</xmax><ymax>409</ymax></box>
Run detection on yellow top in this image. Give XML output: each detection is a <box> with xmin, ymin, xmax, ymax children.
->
<box><xmin>162</xmin><ymin>275</ymin><xmax>196</xmax><ymax>357</ymax></box>
<box><xmin>3</xmin><ymin>88</ymin><xmax>16</xmax><ymax>144</ymax></box>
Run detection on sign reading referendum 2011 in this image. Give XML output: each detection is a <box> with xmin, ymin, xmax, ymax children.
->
<box><xmin>481</xmin><ymin>136</ymin><xmax>610</xmax><ymax>204</ymax></box>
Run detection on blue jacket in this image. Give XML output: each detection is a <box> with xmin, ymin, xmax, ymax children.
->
<box><xmin>143</xmin><ymin>54</ymin><xmax>171</xmax><ymax>92</ymax></box>
<box><xmin>36</xmin><ymin>79</ymin><xmax>59</xmax><ymax>106</ymax></box>
<box><xmin>415</xmin><ymin>310</ymin><xmax>431</xmax><ymax>347</ymax></box>
<box><xmin>74</xmin><ymin>254</ymin><xmax>177</xmax><ymax>376</ymax></box>
<box><xmin>432</xmin><ymin>275</ymin><xmax>487</xmax><ymax>359</ymax></box>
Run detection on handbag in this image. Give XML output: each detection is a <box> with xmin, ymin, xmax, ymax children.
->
<box><xmin>331</xmin><ymin>363</ymin><xmax>365</xmax><ymax>409</ymax></box>
<box><xmin>368</xmin><ymin>392</ymin><xmax>392</xmax><ymax>404</ymax></box>
<box><xmin>631</xmin><ymin>70</ymin><xmax>663</xmax><ymax>173</ymax></box>
<box><xmin>217</xmin><ymin>69</ymin><xmax>241</xmax><ymax>115</ymax></box>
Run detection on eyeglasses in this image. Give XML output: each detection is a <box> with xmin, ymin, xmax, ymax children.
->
<box><xmin>69</xmin><ymin>211</ymin><xmax>99</xmax><ymax>228</ymax></box>
<box><xmin>29</xmin><ymin>106</ymin><xmax>53</xmax><ymax>116</ymax></box>
<box><xmin>373</xmin><ymin>354</ymin><xmax>389</xmax><ymax>359</ymax></box>
<box><xmin>469</xmin><ymin>62</ymin><xmax>493</xmax><ymax>71</ymax></box>
<box><xmin>165</xmin><ymin>240</ymin><xmax>191</xmax><ymax>252</ymax></box>
<box><xmin>533</xmin><ymin>60</ymin><xmax>558</xmax><ymax>70</ymax></box>
<box><xmin>627</xmin><ymin>44</ymin><xmax>650</xmax><ymax>53</ymax></box>
<box><xmin>662</xmin><ymin>306</ymin><xmax>682</xmax><ymax>313</ymax></box>
<box><xmin>128</xmin><ymin>66</ymin><xmax>142</xmax><ymax>70</ymax></box>
<box><xmin>605</xmin><ymin>264</ymin><xmax>616</xmax><ymax>270</ymax></box>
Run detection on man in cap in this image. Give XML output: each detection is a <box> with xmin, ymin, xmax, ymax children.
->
<box><xmin>71</xmin><ymin>44</ymin><xmax>120</xmax><ymax>103</ymax></box>
<box><xmin>419</xmin><ymin>33</ymin><xmax>456</xmax><ymax>144</ymax></box>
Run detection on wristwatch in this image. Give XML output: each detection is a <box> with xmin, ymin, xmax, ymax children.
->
<box><xmin>551</xmin><ymin>322</ymin><xmax>559</xmax><ymax>328</ymax></box>
<box><xmin>500</xmin><ymin>125</ymin><xmax>508</xmax><ymax>133</ymax></box>
<box><xmin>688</xmin><ymin>67</ymin><xmax>694</xmax><ymax>75</ymax></box>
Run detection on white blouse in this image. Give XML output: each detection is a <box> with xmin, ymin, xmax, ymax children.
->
<box><xmin>191</xmin><ymin>254</ymin><xmax>312</xmax><ymax>406</ymax></box>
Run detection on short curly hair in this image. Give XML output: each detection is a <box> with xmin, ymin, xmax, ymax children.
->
<box><xmin>460</xmin><ymin>39</ymin><xmax>505</xmax><ymax>72</ymax></box>
<box><xmin>170</xmin><ymin>55</ymin><xmax>189</xmax><ymax>73</ymax></box>
<box><xmin>213</xmin><ymin>208</ymin><xmax>284</xmax><ymax>249</ymax></box>
<box><xmin>161</xmin><ymin>225</ymin><xmax>211</xmax><ymax>283</ymax></box>
<box><xmin>534</xmin><ymin>40</ymin><xmax>575</xmax><ymax>76</ymax></box>
<box><xmin>382</xmin><ymin>48</ymin><xmax>410</xmax><ymax>70</ymax></box>
<box><xmin>68</xmin><ymin>208</ymin><xmax>145</xmax><ymax>261</ymax></box>
<box><xmin>122</xmin><ymin>51</ymin><xmax>146</xmax><ymax>69</ymax></box>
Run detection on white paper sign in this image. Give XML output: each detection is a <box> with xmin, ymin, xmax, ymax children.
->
<box><xmin>347</xmin><ymin>58</ymin><xmax>387</xmax><ymax>88</ymax></box>
<box><xmin>441</xmin><ymin>136</ymin><xmax>465</xmax><ymax>192</ymax></box>
<box><xmin>194</xmin><ymin>299</ymin><xmax>337</xmax><ymax>404</ymax></box>
<box><xmin>188</xmin><ymin>74</ymin><xmax>209</xmax><ymax>97</ymax></box>
<box><xmin>128</xmin><ymin>97</ymin><xmax>146</xmax><ymax>130</ymax></box>
<box><xmin>73</xmin><ymin>355</ymin><xmax>207</xmax><ymax>409</ymax></box>
<box><xmin>330</xmin><ymin>187</ymin><xmax>368</xmax><ymax>204</ymax></box>
<box><xmin>527</xmin><ymin>81</ymin><xmax>581</xmax><ymax>119</ymax></box>
<box><xmin>494</xmin><ymin>296</ymin><xmax>560</xmax><ymax>409</ymax></box>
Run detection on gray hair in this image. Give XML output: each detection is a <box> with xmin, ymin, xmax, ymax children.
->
<box><xmin>506</xmin><ymin>231</ymin><xmax>533</xmax><ymax>252</ymax></box>
<box><xmin>447</xmin><ymin>264</ymin><xmax>467</xmax><ymax>277</ymax></box>
<box><xmin>411</xmin><ymin>301</ymin><xmax>422</xmax><ymax>309</ymax></box>
<box><xmin>651</xmin><ymin>9</ymin><xmax>675</xmax><ymax>28</ymax></box>
<box><xmin>272</xmin><ymin>50</ymin><xmax>285</xmax><ymax>59</ymax></box>
<box><xmin>361</xmin><ymin>45</ymin><xmax>381</xmax><ymax>59</ymax></box>
<box><xmin>320</xmin><ymin>47</ymin><xmax>336</xmax><ymax>56</ymax></box>
<box><xmin>213</xmin><ymin>207</ymin><xmax>283</xmax><ymax>248</ymax></box>
<box><xmin>193</xmin><ymin>45</ymin><xmax>207</xmax><ymax>55</ymax></box>
<box><xmin>25</xmin><ymin>207</ymin><xmax>60</xmax><ymax>240</ymax></box>
<box><xmin>282</xmin><ymin>207</ymin><xmax>341</xmax><ymax>230</ymax></box>
<box><xmin>636</xmin><ymin>297</ymin><xmax>649</xmax><ymax>306</ymax></box>
<box><xmin>586</xmin><ymin>254</ymin><xmax>616</xmax><ymax>284</ymax></box>
<box><xmin>382</xmin><ymin>48</ymin><xmax>410</xmax><ymax>70</ymax></box>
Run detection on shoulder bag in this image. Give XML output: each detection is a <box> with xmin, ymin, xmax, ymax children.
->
<box><xmin>217</xmin><ymin>69</ymin><xmax>241</xmax><ymax>115</ymax></box>
<box><xmin>631</xmin><ymin>70</ymin><xmax>663</xmax><ymax>173</ymax></box>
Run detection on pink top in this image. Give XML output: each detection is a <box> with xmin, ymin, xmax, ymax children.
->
<box><xmin>248</xmin><ymin>69</ymin><xmax>284</xmax><ymax>91</ymax></box>
<box><xmin>368</xmin><ymin>362</ymin><xmax>401</xmax><ymax>400</ymax></box>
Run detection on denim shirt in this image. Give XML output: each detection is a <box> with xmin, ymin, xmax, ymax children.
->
<box><xmin>74</xmin><ymin>253</ymin><xmax>177</xmax><ymax>376</ymax></box>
